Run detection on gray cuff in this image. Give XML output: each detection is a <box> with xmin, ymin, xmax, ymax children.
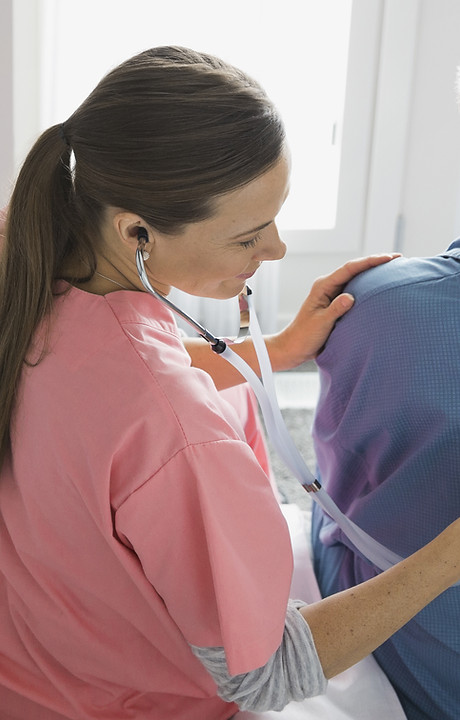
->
<box><xmin>191</xmin><ymin>599</ymin><xmax>327</xmax><ymax>712</ymax></box>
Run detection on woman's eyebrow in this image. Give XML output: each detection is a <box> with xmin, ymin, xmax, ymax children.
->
<box><xmin>230</xmin><ymin>220</ymin><xmax>272</xmax><ymax>240</ymax></box>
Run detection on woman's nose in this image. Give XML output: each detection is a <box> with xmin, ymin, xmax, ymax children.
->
<box><xmin>254</xmin><ymin>225</ymin><xmax>286</xmax><ymax>262</ymax></box>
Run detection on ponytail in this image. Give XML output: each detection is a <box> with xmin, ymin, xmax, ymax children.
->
<box><xmin>0</xmin><ymin>125</ymin><xmax>95</xmax><ymax>466</ymax></box>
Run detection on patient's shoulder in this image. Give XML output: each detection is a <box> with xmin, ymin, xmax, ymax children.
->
<box><xmin>344</xmin><ymin>252</ymin><xmax>460</xmax><ymax>307</ymax></box>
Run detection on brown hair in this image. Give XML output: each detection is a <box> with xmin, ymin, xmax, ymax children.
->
<box><xmin>0</xmin><ymin>45</ymin><xmax>285</xmax><ymax>465</ymax></box>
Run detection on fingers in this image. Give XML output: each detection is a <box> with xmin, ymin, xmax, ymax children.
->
<box><xmin>313</xmin><ymin>294</ymin><xmax>354</xmax><ymax>332</ymax></box>
<box><xmin>282</xmin><ymin>253</ymin><xmax>400</xmax><ymax>365</ymax></box>
<box><xmin>290</xmin><ymin>292</ymin><xmax>356</xmax><ymax>363</ymax></box>
<box><xmin>317</xmin><ymin>253</ymin><xmax>401</xmax><ymax>297</ymax></box>
<box><xmin>330</xmin><ymin>292</ymin><xmax>355</xmax><ymax>317</ymax></box>
<box><xmin>336</xmin><ymin>253</ymin><xmax>401</xmax><ymax>282</ymax></box>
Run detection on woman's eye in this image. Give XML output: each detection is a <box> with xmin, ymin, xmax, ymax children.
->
<box><xmin>240</xmin><ymin>232</ymin><xmax>261</xmax><ymax>249</ymax></box>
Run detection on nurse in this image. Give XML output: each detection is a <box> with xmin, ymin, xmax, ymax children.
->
<box><xmin>1</xmin><ymin>46</ymin><xmax>460</xmax><ymax>720</ymax></box>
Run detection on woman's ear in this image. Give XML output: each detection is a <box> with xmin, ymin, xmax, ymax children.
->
<box><xmin>113</xmin><ymin>212</ymin><xmax>149</xmax><ymax>251</ymax></box>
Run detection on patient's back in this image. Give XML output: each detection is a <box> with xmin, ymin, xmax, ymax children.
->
<box><xmin>312</xmin><ymin>245</ymin><xmax>460</xmax><ymax>720</ymax></box>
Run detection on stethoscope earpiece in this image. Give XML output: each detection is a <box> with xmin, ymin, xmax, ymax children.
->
<box><xmin>137</xmin><ymin>227</ymin><xmax>150</xmax><ymax>260</ymax></box>
<box><xmin>137</xmin><ymin>227</ymin><xmax>149</xmax><ymax>243</ymax></box>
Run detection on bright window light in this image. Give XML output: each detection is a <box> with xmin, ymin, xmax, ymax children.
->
<box><xmin>40</xmin><ymin>0</ymin><xmax>352</xmax><ymax>230</ymax></box>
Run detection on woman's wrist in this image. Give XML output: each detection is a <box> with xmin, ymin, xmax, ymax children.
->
<box><xmin>264</xmin><ymin>326</ymin><xmax>312</xmax><ymax>372</ymax></box>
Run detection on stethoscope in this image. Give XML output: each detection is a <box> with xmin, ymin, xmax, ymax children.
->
<box><xmin>136</xmin><ymin>228</ymin><xmax>403</xmax><ymax>575</ymax></box>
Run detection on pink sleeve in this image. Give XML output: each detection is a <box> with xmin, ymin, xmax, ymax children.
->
<box><xmin>115</xmin><ymin>437</ymin><xmax>292</xmax><ymax>676</ymax></box>
<box><xmin>219</xmin><ymin>384</ymin><xmax>281</xmax><ymax>501</ymax></box>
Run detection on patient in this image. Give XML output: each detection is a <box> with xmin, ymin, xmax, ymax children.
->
<box><xmin>311</xmin><ymin>242</ymin><xmax>460</xmax><ymax>720</ymax></box>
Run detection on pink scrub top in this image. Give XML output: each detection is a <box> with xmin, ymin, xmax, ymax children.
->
<box><xmin>0</xmin><ymin>285</ymin><xmax>292</xmax><ymax>720</ymax></box>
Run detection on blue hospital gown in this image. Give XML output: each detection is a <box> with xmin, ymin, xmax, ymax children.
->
<box><xmin>312</xmin><ymin>242</ymin><xmax>460</xmax><ymax>720</ymax></box>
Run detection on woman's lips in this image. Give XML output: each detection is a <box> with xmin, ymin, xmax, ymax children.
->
<box><xmin>236</xmin><ymin>268</ymin><xmax>258</xmax><ymax>280</ymax></box>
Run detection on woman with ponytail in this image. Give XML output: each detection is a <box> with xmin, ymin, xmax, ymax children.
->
<box><xmin>1</xmin><ymin>46</ymin><xmax>460</xmax><ymax>720</ymax></box>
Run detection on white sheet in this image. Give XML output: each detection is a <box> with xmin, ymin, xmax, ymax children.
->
<box><xmin>234</xmin><ymin>504</ymin><xmax>406</xmax><ymax>720</ymax></box>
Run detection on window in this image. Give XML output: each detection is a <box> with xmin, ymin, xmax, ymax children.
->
<box><xmin>39</xmin><ymin>0</ymin><xmax>353</xmax><ymax>238</ymax></box>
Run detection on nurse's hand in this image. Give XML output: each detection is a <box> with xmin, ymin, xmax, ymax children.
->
<box><xmin>268</xmin><ymin>253</ymin><xmax>401</xmax><ymax>369</ymax></box>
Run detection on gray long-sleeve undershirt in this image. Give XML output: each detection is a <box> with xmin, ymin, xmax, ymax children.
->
<box><xmin>191</xmin><ymin>599</ymin><xmax>327</xmax><ymax>712</ymax></box>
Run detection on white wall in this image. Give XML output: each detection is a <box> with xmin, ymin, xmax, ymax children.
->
<box><xmin>400</xmin><ymin>0</ymin><xmax>460</xmax><ymax>256</ymax></box>
<box><xmin>0</xmin><ymin>0</ymin><xmax>42</xmax><ymax>208</ymax></box>
<box><xmin>0</xmin><ymin>0</ymin><xmax>14</xmax><ymax>206</ymax></box>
